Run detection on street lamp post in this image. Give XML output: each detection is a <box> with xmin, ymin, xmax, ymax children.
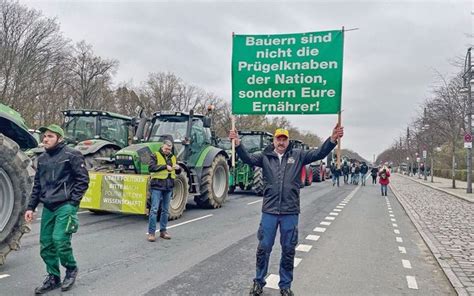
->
<box><xmin>462</xmin><ymin>47</ymin><xmax>473</xmax><ymax>194</ymax></box>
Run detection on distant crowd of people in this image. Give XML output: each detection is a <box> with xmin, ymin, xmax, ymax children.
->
<box><xmin>329</xmin><ymin>161</ymin><xmax>391</xmax><ymax>196</ymax></box>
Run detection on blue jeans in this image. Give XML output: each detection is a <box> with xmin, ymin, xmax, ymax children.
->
<box><xmin>361</xmin><ymin>173</ymin><xmax>367</xmax><ymax>185</ymax></box>
<box><xmin>255</xmin><ymin>213</ymin><xmax>298</xmax><ymax>289</ymax></box>
<box><xmin>332</xmin><ymin>174</ymin><xmax>339</xmax><ymax>186</ymax></box>
<box><xmin>381</xmin><ymin>184</ymin><xmax>388</xmax><ymax>195</ymax></box>
<box><xmin>148</xmin><ymin>189</ymin><xmax>172</xmax><ymax>234</ymax></box>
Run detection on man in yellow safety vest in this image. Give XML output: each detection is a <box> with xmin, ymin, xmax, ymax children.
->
<box><xmin>147</xmin><ymin>140</ymin><xmax>181</xmax><ymax>242</ymax></box>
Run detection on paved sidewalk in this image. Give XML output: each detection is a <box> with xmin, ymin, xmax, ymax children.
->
<box><xmin>399</xmin><ymin>174</ymin><xmax>474</xmax><ymax>203</ymax></box>
<box><xmin>390</xmin><ymin>175</ymin><xmax>474</xmax><ymax>296</ymax></box>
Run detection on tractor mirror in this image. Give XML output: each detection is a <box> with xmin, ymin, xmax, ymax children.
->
<box><xmin>202</xmin><ymin>117</ymin><xmax>211</xmax><ymax>128</ymax></box>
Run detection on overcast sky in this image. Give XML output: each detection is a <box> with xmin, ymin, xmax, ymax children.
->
<box><xmin>22</xmin><ymin>0</ymin><xmax>472</xmax><ymax>161</ymax></box>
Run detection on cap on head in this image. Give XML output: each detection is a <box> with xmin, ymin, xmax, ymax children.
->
<box><xmin>39</xmin><ymin>124</ymin><xmax>65</xmax><ymax>138</ymax></box>
<box><xmin>274</xmin><ymin>128</ymin><xmax>289</xmax><ymax>138</ymax></box>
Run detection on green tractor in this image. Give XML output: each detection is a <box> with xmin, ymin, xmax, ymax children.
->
<box><xmin>0</xmin><ymin>103</ymin><xmax>36</xmax><ymax>265</ymax></box>
<box><xmin>291</xmin><ymin>139</ymin><xmax>313</xmax><ymax>187</ymax></box>
<box><xmin>28</xmin><ymin>109</ymin><xmax>133</xmax><ymax>169</ymax></box>
<box><xmin>79</xmin><ymin>109</ymin><xmax>230</xmax><ymax>220</ymax></box>
<box><xmin>228</xmin><ymin>131</ymin><xmax>273</xmax><ymax>195</ymax></box>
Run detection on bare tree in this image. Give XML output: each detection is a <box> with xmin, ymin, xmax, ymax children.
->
<box><xmin>66</xmin><ymin>40</ymin><xmax>118</xmax><ymax>109</ymax></box>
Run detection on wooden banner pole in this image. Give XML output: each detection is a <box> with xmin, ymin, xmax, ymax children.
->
<box><xmin>231</xmin><ymin>115</ymin><xmax>236</xmax><ymax>168</ymax></box>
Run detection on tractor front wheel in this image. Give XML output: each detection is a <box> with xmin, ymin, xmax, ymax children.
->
<box><xmin>194</xmin><ymin>155</ymin><xmax>229</xmax><ymax>209</ymax></box>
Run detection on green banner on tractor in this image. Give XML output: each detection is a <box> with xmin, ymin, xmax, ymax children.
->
<box><xmin>232</xmin><ymin>30</ymin><xmax>344</xmax><ymax>115</ymax></box>
<box><xmin>80</xmin><ymin>172</ymin><xmax>149</xmax><ymax>214</ymax></box>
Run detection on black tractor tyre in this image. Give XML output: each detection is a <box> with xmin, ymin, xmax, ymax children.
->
<box><xmin>168</xmin><ymin>171</ymin><xmax>189</xmax><ymax>220</ymax></box>
<box><xmin>252</xmin><ymin>167</ymin><xmax>264</xmax><ymax>196</ymax></box>
<box><xmin>0</xmin><ymin>134</ymin><xmax>35</xmax><ymax>265</ymax></box>
<box><xmin>194</xmin><ymin>155</ymin><xmax>229</xmax><ymax>209</ymax></box>
<box><xmin>84</xmin><ymin>147</ymin><xmax>117</xmax><ymax>170</ymax></box>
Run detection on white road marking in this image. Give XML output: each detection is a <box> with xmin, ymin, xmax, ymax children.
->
<box><xmin>339</xmin><ymin>203</ymin><xmax>347</xmax><ymax>206</ymax></box>
<box><xmin>392</xmin><ymin>223</ymin><xmax>398</xmax><ymax>227</ymax></box>
<box><xmin>306</xmin><ymin>235</ymin><xmax>320</xmax><ymax>241</ymax></box>
<box><xmin>325</xmin><ymin>217</ymin><xmax>336</xmax><ymax>221</ymax></box>
<box><xmin>333</xmin><ymin>209</ymin><xmax>342</xmax><ymax>212</ymax></box>
<box><xmin>265</xmin><ymin>274</ymin><xmax>279</xmax><ymax>289</ymax></box>
<box><xmin>389</xmin><ymin>214</ymin><xmax>394</xmax><ymax>217</ymax></box>
<box><xmin>0</xmin><ymin>274</ymin><xmax>10</xmax><ymax>279</ymax></box>
<box><xmin>329</xmin><ymin>212</ymin><xmax>339</xmax><ymax>216</ymax></box>
<box><xmin>391</xmin><ymin>218</ymin><xmax>396</xmax><ymax>222</ymax></box>
<box><xmin>296</xmin><ymin>244</ymin><xmax>312</xmax><ymax>252</ymax></box>
<box><xmin>406</xmin><ymin>276</ymin><xmax>418</xmax><ymax>289</ymax></box>
<box><xmin>294</xmin><ymin>258</ymin><xmax>302</xmax><ymax>267</ymax></box>
<box><xmin>320</xmin><ymin>221</ymin><xmax>331</xmax><ymax>225</ymax></box>
<box><xmin>336</xmin><ymin>206</ymin><xmax>344</xmax><ymax>209</ymax></box>
<box><xmin>148</xmin><ymin>214</ymin><xmax>214</xmax><ymax>233</ymax></box>
<box><xmin>388</xmin><ymin>211</ymin><xmax>393</xmax><ymax>214</ymax></box>
<box><xmin>394</xmin><ymin>229</ymin><xmax>400</xmax><ymax>234</ymax></box>
<box><xmin>398</xmin><ymin>246</ymin><xmax>407</xmax><ymax>254</ymax></box>
<box><xmin>388</xmin><ymin>207</ymin><xmax>392</xmax><ymax>210</ymax></box>
<box><xmin>313</xmin><ymin>227</ymin><xmax>326</xmax><ymax>233</ymax></box>
<box><xmin>247</xmin><ymin>200</ymin><xmax>262</xmax><ymax>205</ymax></box>
<box><xmin>396</xmin><ymin>237</ymin><xmax>403</xmax><ymax>243</ymax></box>
<box><xmin>402</xmin><ymin>259</ymin><xmax>412</xmax><ymax>269</ymax></box>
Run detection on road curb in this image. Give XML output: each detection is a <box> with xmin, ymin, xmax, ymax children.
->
<box><xmin>389</xmin><ymin>181</ymin><xmax>469</xmax><ymax>296</ymax></box>
<box><xmin>397</xmin><ymin>174</ymin><xmax>473</xmax><ymax>204</ymax></box>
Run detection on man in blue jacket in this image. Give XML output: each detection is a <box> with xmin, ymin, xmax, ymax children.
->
<box><xmin>229</xmin><ymin>125</ymin><xmax>343</xmax><ymax>296</ymax></box>
<box><xmin>24</xmin><ymin>125</ymin><xmax>89</xmax><ymax>294</ymax></box>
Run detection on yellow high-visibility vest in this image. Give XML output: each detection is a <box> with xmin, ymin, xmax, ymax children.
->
<box><xmin>150</xmin><ymin>152</ymin><xmax>176</xmax><ymax>179</ymax></box>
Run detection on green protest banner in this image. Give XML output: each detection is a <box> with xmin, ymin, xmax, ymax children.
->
<box><xmin>80</xmin><ymin>172</ymin><xmax>148</xmax><ymax>214</ymax></box>
<box><xmin>232</xmin><ymin>30</ymin><xmax>343</xmax><ymax>115</ymax></box>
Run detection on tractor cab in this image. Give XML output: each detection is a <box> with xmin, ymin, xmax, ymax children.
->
<box><xmin>238</xmin><ymin>131</ymin><xmax>273</xmax><ymax>153</ymax></box>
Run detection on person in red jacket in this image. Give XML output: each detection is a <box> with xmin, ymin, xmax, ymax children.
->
<box><xmin>378</xmin><ymin>166</ymin><xmax>390</xmax><ymax>196</ymax></box>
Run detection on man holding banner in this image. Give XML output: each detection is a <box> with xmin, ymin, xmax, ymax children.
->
<box><xmin>229</xmin><ymin>126</ymin><xmax>343</xmax><ymax>295</ymax></box>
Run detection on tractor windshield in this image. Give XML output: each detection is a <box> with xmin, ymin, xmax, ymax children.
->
<box><xmin>63</xmin><ymin>116</ymin><xmax>96</xmax><ymax>143</ymax></box>
<box><xmin>99</xmin><ymin>117</ymin><xmax>129</xmax><ymax>147</ymax></box>
<box><xmin>149</xmin><ymin>116</ymin><xmax>188</xmax><ymax>142</ymax></box>
<box><xmin>240</xmin><ymin>135</ymin><xmax>262</xmax><ymax>152</ymax></box>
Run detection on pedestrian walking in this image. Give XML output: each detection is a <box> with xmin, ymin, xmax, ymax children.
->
<box><xmin>350</xmin><ymin>163</ymin><xmax>356</xmax><ymax>184</ymax></box>
<box><xmin>229</xmin><ymin>125</ymin><xmax>344</xmax><ymax>296</ymax></box>
<box><xmin>370</xmin><ymin>167</ymin><xmax>378</xmax><ymax>184</ymax></box>
<box><xmin>330</xmin><ymin>162</ymin><xmax>340</xmax><ymax>187</ymax></box>
<box><xmin>24</xmin><ymin>125</ymin><xmax>89</xmax><ymax>294</ymax></box>
<box><xmin>379</xmin><ymin>166</ymin><xmax>391</xmax><ymax>196</ymax></box>
<box><xmin>147</xmin><ymin>140</ymin><xmax>181</xmax><ymax>242</ymax></box>
<box><xmin>360</xmin><ymin>162</ymin><xmax>368</xmax><ymax>186</ymax></box>
<box><xmin>354</xmin><ymin>163</ymin><xmax>360</xmax><ymax>185</ymax></box>
<box><xmin>342</xmin><ymin>161</ymin><xmax>350</xmax><ymax>184</ymax></box>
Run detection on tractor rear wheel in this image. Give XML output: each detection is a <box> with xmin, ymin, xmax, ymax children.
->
<box><xmin>0</xmin><ymin>134</ymin><xmax>34</xmax><ymax>265</ymax></box>
<box><xmin>252</xmin><ymin>167</ymin><xmax>264</xmax><ymax>196</ymax></box>
<box><xmin>168</xmin><ymin>171</ymin><xmax>189</xmax><ymax>220</ymax></box>
<box><xmin>194</xmin><ymin>155</ymin><xmax>229</xmax><ymax>209</ymax></box>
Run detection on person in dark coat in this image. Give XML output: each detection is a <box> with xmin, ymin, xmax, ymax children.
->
<box><xmin>370</xmin><ymin>166</ymin><xmax>378</xmax><ymax>184</ymax></box>
<box><xmin>342</xmin><ymin>161</ymin><xmax>350</xmax><ymax>184</ymax></box>
<box><xmin>360</xmin><ymin>162</ymin><xmax>369</xmax><ymax>186</ymax></box>
<box><xmin>229</xmin><ymin>125</ymin><xmax>344</xmax><ymax>296</ymax></box>
<box><xmin>24</xmin><ymin>125</ymin><xmax>89</xmax><ymax>294</ymax></box>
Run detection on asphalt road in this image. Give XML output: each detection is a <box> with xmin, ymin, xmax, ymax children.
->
<box><xmin>0</xmin><ymin>179</ymin><xmax>455</xmax><ymax>295</ymax></box>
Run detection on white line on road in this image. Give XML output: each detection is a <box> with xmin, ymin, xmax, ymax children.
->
<box><xmin>396</xmin><ymin>237</ymin><xmax>403</xmax><ymax>243</ymax></box>
<box><xmin>389</xmin><ymin>214</ymin><xmax>395</xmax><ymax>217</ymax></box>
<box><xmin>406</xmin><ymin>276</ymin><xmax>418</xmax><ymax>289</ymax></box>
<box><xmin>247</xmin><ymin>200</ymin><xmax>262</xmax><ymax>205</ymax></box>
<box><xmin>313</xmin><ymin>227</ymin><xmax>326</xmax><ymax>233</ymax></box>
<box><xmin>0</xmin><ymin>274</ymin><xmax>10</xmax><ymax>279</ymax></box>
<box><xmin>339</xmin><ymin>203</ymin><xmax>346</xmax><ymax>206</ymax></box>
<box><xmin>329</xmin><ymin>212</ymin><xmax>339</xmax><ymax>216</ymax></box>
<box><xmin>402</xmin><ymin>259</ymin><xmax>412</xmax><ymax>269</ymax></box>
<box><xmin>333</xmin><ymin>209</ymin><xmax>342</xmax><ymax>212</ymax></box>
<box><xmin>388</xmin><ymin>211</ymin><xmax>393</xmax><ymax>214</ymax></box>
<box><xmin>296</xmin><ymin>244</ymin><xmax>312</xmax><ymax>252</ymax></box>
<box><xmin>394</xmin><ymin>229</ymin><xmax>400</xmax><ymax>234</ymax></box>
<box><xmin>265</xmin><ymin>274</ymin><xmax>279</xmax><ymax>289</ymax></box>
<box><xmin>305</xmin><ymin>235</ymin><xmax>320</xmax><ymax>241</ymax></box>
<box><xmin>336</xmin><ymin>206</ymin><xmax>344</xmax><ymax>209</ymax></box>
<box><xmin>294</xmin><ymin>258</ymin><xmax>302</xmax><ymax>267</ymax></box>
<box><xmin>391</xmin><ymin>218</ymin><xmax>396</xmax><ymax>222</ymax></box>
<box><xmin>149</xmin><ymin>214</ymin><xmax>213</xmax><ymax>233</ymax></box>
<box><xmin>398</xmin><ymin>246</ymin><xmax>407</xmax><ymax>254</ymax></box>
<box><xmin>392</xmin><ymin>223</ymin><xmax>398</xmax><ymax>227</ymax></box>
<box><xmin>324</xmin><ymin>217</ymin><xmax>336</xmax><ymax>221</ymax></box>
<box><xmin>320</xmin><ymin>221</ymin><xmax>331</xmax><ymax>225</ymax></box>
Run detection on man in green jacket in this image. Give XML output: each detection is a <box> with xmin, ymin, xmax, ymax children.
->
<box><xmin>24</xmin><ymin>124</ymin><xmax>89</xmax><ymax>294</ymax></box>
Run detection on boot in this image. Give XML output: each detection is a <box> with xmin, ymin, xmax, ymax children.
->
<box><xmin>249</xmin><ymin>281</ymin><xmax>263</xmax><ymax>296</ymax></box>
<box><xmin>147</xmin><ymin>234</ymin><xmax>156</xmax><ymax>242</ymax></box>
<box><xmin>160</xmin><ymin>231</ymin><xmax>171</xmax><ymax>240</ymax></box>
<box><xmin>34</xmin><ymin>274</ymin><xmax>61</xmax><ymax>294</ymax></box>
<box><xmin>280</xmin><ymin>288</ymin><xmax>295</xmax><ymax>296</ymax></box>
<box><xmin>61</xmin><ymin>267</ymin><xmax>78</xmax><ymax>291</ymax></box>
